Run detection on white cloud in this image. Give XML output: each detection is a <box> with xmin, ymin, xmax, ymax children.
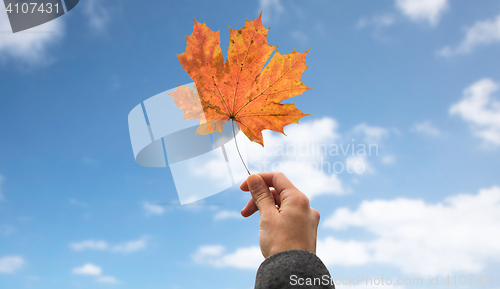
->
<box><xmin>395</xmin><ymin>0</ymin><xmax>448</xmax><ymax>26</ymax></box>
<box><xmin>192</xmin><ymin>245</ymin><xmax>263</xmax><ymax>270</ymax></box>
<box><xmin>193</xmin><ymin>245</ymin><xmax>225</xmax><ymax>259</ymax></box>
<box><xmin>178</xmin><ymin>118</ymin><xmax>346</xmax><ymax>203</ymax></box>
<box><xmin>72</xmin><ymin>263</ymin><xmax>120</xmax><ymax>284</ymax></box>
<box><xmin>258</xmin><ymin>0</ymin><xmax>284</xmax><ymax>25</ymax></box>
<box><xmin>318</xmin><ymin>237</ymin><xmax>371</xmax><ymax>267</ymax></box>
<box><xmin>346</xmin><ymin>155</ymin><xmax>373</xmax><ymax>174</ymax></box>
<box><xmin>357</xmin><ymin>14</ymin><xmax>395</xmax><ymax>29</ymax></box>
<box><xmin>111</xmin><ymin>238</ymin><xmax>147</xmax><ymax>253</ymax></box>
<box><xmin>319</xmin><ymin>186</ymin><xmax>500</xmax><ymax>275</ymax></box>
<box><xmin>0</xmin><ymin>174</ymin><xmax>4</xmax><ymax>201</ymax></box>
<box><xmin>70</xmin><ymin>238</ymin><xmax>147</xmax><ymax>253</ymax></box>
<box><xmin>352</xmin><ymin>123</ymin><xmax>389</xmax><ymax>143</ymax></box>
<box><xmin>72</xmin><ymin>263</ymin><xmax>102</xmax><ymax>276</ymax></box>
<box><xmin>248</xmin><ymin>117</ymin><xmax>345</xmax><ymax>198</ymax></box>
<box><xmin>97</xmin><ymin>276</ymin><xmax>120</xmax><ymax>284</ymax></box>
<box><xmin>411</xmin><ymin>120</ymin><xmax>441</xmax><ymax>137</ymax></box>
<box><xmin>0</xmin><ymin>256</ymin><xmax>24</xmax><ymax>274</ymax></box>
<box><xmin>450</xmin><ymin>78</ymin><xmax>500</xmax><ymax>146</ymax></box>
<box><xmin>82</xmin><ymin>0</ymin><xmax>111</xmax><ymax>32</ymax></box>
<box><xmin>143</xmin><ymin>202</ymin><xmax>165</xmax><ymax>216</ymax></box>
<box><xmin>191</xmin><ymin>158</ymin><xmax>230</xmax><ymax>181</ymax></box>
<box><xmin>380</xmin><ymin>155</ymin><xmax>396</xmax><ymax>165</ymax></box>
<box><xmin>247</xmin><ymin>118</ymin><xmax>392</xmax><ymax>197</ymax></box>
<box><xmin>291</xmin><ymin>163</ymin><xmax>345</xmax><ymax>195</ymax></box>
<box><xmin>440</xmin><ymin>15</ymin><xmax>500</xmax><ymax>57</ymax></box>
<box><xmin>0</xmin><ymin>9</ymin><xmax>64</xmax><ymax>64</ymax></box>
<box><xmin>70</xmin><ymin>240</ymin><xmax>108</xmax><ymax>251</ymax></box>
<box><xmin>214</xmin><ymin>210</ymin><xmax>241</xmax><ymax>221</ymax></box>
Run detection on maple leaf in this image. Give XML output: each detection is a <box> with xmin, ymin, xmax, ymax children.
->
<box><xmin>168</xmin><ymin>13</ymin><xmax>310</xmax><ymax>146</ymax></box>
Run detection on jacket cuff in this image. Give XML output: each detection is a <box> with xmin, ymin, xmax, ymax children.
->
<box><xmin>255</xmin><ymin>250</ymin><xmax>335</xmax><ymax>289</ymax></box>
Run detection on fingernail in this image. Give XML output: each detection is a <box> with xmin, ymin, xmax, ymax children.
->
<box><xmin>247</xmin><ymin>175</ymin><xmax>262</xmax><ymax>191</ymax></box>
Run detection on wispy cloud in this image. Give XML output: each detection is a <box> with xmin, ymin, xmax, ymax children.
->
<box><xmin>70</xmin><ymin>237</ymin><xmax>147</xmax><ymax>253</ymax></box>
<box><xmin>258</xmin><ymin>0</ymin><xmax>284</xmax><ymax>25</ymax></box>
<box><xmin>0</xmin><ymin>256</ymin><xmax>24</xmax><ymax>274</ymax></box>
<box><xmin>111</xmin><ymin>238</ymin><xmax>147</xmax><ymax>253</ymax></box>
<box><xmin>450</xmin><ymin>78</ymin><xmax>500</xmax><ymax>146</ymax></box>
<box><xmin>82</xmin><ymin>0</ymin><xmax>111</xmax><ymax>32</ymax></box>
<box><xmin>192</xmin><ymin>245</ymin><xmax>263</xmax><ymax>270</ymax></box>
<box><xmin>72</xmin><ymin>263</ymin><xmax>120</xmax><ymax>284</ymax></box>
<box><xmin>439</xmin><ymin>14</ymin><xmax>500</xmax><ymax>57</ymax></box>
<box><xmin>411</xmin><ymin>120</ymin><xmax>441</xmax><ymax>137</ymax></box>
<box><xmin>352</xmin><ymin>123</ymin><xmax>389</xmax><ymax>143</ymax></box>
<box><xmin>142</xmin><ymin>202</ymin><xmax>165</xmax><ymax>216</ymax></box>
<box><xmin>0</xmin><ymin>10</ymin><xmax>64</xmax><ymax>64</ymax></box>
<box><xmin>319</xmin><ymin>186</ymin><xmax>500</xmax><ymax>275</ymax></box>
<box><xmin>97</xmin><ymin>276</ymin><xmax>120</xmax><ymax>284</ymax></box>
<box><xmin>71</xmin><ymin>240</ymin><xmax>108</xmax><ymax>251</ymax></box>
<box><xmin>82</xmin><ymin>156</ymin><xmax>99</xmax><ymax>165</ymax></box>
<box><xmin>395</xmin><ymin>0</ymin><xmax>448</xmax><ymax>26</ymax></box>
<box><xmin>381</xmin><ymin>155</ymin><xmax>396</xmax><ymax>165</ymax></box>
<box><xmin>72</xmin><ymin>263</ymin><xmax>102</xmax><ymax>276</ymax></box>
<box><xmin>213</xmin><ymin>210</ymin><xmax>241</xmax><ymax>221</ymax></box>
<box><xmin>357</xmin><ymin>14</ymin><xmax>396</xmax><ymax>29</ymax></box>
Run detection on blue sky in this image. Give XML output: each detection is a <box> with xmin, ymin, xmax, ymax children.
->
<box><xmin>1</xmin><ymin>0</ymin><xmax>500</xmax><ymax>288</ymax></box>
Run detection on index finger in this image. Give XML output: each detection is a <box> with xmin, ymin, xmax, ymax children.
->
<box><xmin>240</xmin><ymin>171</ymin><xmax>297</xmax><ymax>195</ymax></box>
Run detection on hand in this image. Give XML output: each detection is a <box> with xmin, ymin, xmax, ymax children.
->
<box><xmin>240</xmin><ymin>172</ymin><xmax>321</xmax><ymax>258</ymax></box>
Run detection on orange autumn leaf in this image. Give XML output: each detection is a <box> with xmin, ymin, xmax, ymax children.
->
<box><xmin>168</xmin><ymin>13</ymin><xmax>310</xmax><ymax>146</ymax></box>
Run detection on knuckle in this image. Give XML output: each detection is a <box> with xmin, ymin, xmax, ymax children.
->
<box><xmin>260</xmin><ymin>214</ymin><xmax>274</xmax><ymax>227</ymax></box>
<box><xmin>275</xmin><ymin>171</ymin><xmax>285</xmax><ymax>178</ymax></box>
<box><xmin>294</xmin><ymin>194</ymin><xmax>310</xmax><ymax>209</ymax></box>
<box><xmin>273</xmin><ymin>171</ymin><xmax>286</xmax><ymax>182</ymax></box>
<box><xmin>311</xmin><ymin>208</ymin><xmax>321</xmax><ymax>222</ymax></box>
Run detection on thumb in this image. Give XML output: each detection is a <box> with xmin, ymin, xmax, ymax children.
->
<box><xmin>246</xmin><ymin>174</ymin><xmax>276</xmax><ymax>216</ymax></box>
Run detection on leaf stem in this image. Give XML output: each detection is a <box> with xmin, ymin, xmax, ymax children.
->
<box><xmin>232</xmin><ymin>119</ymin><xmax>251</xmax><ymax>175</ymax></box>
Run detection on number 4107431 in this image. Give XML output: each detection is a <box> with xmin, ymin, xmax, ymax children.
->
<box><xmin>444</xmin><ymin>275</ymin><xmax>496</xmax><ymax>286</ymax></box>
<box><xmin>5</xmin><ymin>2</ymin><xmax>59</xmax><ymax>14</ymax></box>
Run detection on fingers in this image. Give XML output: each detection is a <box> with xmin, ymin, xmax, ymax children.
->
<box><xmin>241</xmin><ymin>172</ymin><xmax>310</xmax><ymax>212</ymax></box>
<box><xmin>240</xmin><ymin>171</ymin><xmax>297</xmax><ymax>195</ymax></box>
<box><xmin>245</xmin><ymin>174</ymin><xmax>277</xmax><ymax>217</ymax></box>
<box><xmin>241</xmin><ymin>198</ymin><xmax>257</xmax><ymax>217</ymax></box>
<box><xmin>270</xmin><ymin>189</ymin><xmax>280</xmax><ymax>207</ymax></box>
<box><xmin>241</xmin><ymin>189</ymin><xmax>280</xmax><ymax>217</ymax></box>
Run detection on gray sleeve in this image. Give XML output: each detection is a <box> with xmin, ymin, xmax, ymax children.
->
<box><xmin>255</xmin><ymin>250</ymin><xmax>335</xmax><ymax>289</ymax></box>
